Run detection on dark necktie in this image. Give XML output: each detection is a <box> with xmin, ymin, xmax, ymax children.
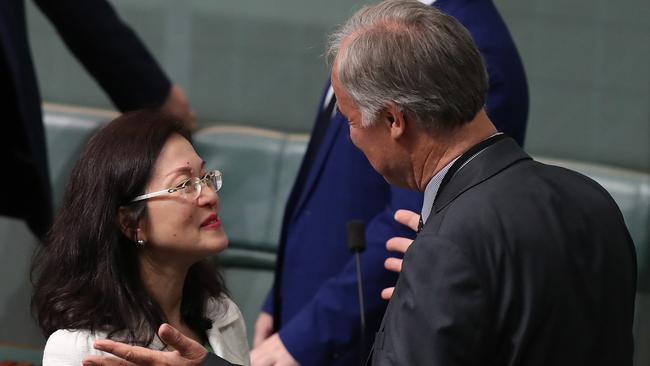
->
<box><xmin>417</xmin><ymin>216</ymin><xmax>424</xmax><ymax>233</ymax></box>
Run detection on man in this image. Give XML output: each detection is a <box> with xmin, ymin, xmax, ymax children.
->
<box><xmin>0</xmin><ymin>0</ymin><xmax>194</xmax><ymax>238</ymax></box>
<box><xmin>327</xmin><ymin>1</ymin><xmax>636</xmax><ymax>364</ymax></box>
<box><xmin>252</xmin><ymin>0</ymin><xmax>529</xmax><ymax>365</ymax></box>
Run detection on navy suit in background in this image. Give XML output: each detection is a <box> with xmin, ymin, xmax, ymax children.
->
<box><xmin>0</xmin><ymin>0</ymin><xmax>171</xmax><ymax>237</ymax></box>
<box><xmin>262</xmin><ymin>0</ymin><xmax>529</xmax><ymax>365</ymax></box>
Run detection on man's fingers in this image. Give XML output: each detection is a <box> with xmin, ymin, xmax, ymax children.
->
<box><xmin>386</xmin><ymin>237</ymin><xmax>413</xmax><ymax>254</ymax></box>
<box><xmin>158</xmin><ymin>323</ymin><xmax>188</xmax><ymax>350</ymax></box>
<box><xmin>253</xmin><ymin>327</ymin><xmax>271</xmax><ymax>348</ymax></box>
<box><xmin>394</xmin><ymin>209</ymin><xmax>420</xmax><ymax>232</ymax></box>
<box><xmin>381</xmin><ymin>287</ymin><xmax>394</xmax><ymax>300</ymax></box>
<box><xmin>253</xmin><ymin>313</ymin><xmax>273</xmax><ymax>347</ymax></box>
<box><xmin>384</xmin><ymin>257</ymin><xmax>403</xmax><ymax>273</ymax></box>
<box><xmin>158</xmin><ymin>323</ymin><xmax>204</xmax><ymax>358</ymax></box>
<box><xmin>83</xmin><ymin>355</ymin><xmax>137</xmax><ymax>366</ymax></box>
<box><xmin>253</xmin><ymin>331</ymin><xmax>264</xmax><ymax>348</ymax></box>
<box><xmin>250</xmin><ymin>338</ymin><xmax>274</xmax><ymax>366</ymax></box>
<box><xmin>93</xmin><ymin>340</ymin><xmax>154</xmax><ymax>365</ymax></box>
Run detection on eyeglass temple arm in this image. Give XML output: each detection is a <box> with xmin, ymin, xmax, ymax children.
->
<box><xmin>130</xmin><ymin>188</ymin><xmax>176</xmax><ymax>203</ymax></box>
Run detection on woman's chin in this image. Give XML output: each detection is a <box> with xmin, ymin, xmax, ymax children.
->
<box><xmin>204</xmin><ymin>233</ymin><xmax>229</xmax><ymax>254</ymax></box>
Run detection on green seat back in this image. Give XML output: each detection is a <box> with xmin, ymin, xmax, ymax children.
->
<box><xmin>0</xmin><ymin>343</ymin><xmax>43</xmax><ymax>365</ymax></box>
<box><xmin>195</xmin><ymin>125</ymin><xmax>308</xmax><ymax>342</ymax></box>
<box><xmin>43</xmin><ymin>104</ymin><xmax>114</xmax><ymax>210</ymax></box>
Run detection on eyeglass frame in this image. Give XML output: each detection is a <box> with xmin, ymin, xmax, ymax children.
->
<box><xmin>129</xmin><ymin>169</ymin><xmax>222</xmax><ymax>203</ymax></box>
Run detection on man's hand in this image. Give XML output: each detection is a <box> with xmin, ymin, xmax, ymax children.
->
<box><xmin>82</xmin><ymin>323</ymin><xmax>208</xmax><ymax>366</ymax></box>
<box><xmin>253</xmin><ymin>312</ymin><xmax>274</xmax><ymax>347</ymax></box>
<box><xmin>381</xmin><ymin>209</ymin><xmax>420</xmax><ymax>300</ymax></box>
<box><xmin>160</xmin><ymin>85</ymin><xmax>198</xmax><ymax>131</ymax></box>
<box><xmin>250</xmin><ymin>334</ymin><xmax>299</xmax><ymax>366</ymax></box>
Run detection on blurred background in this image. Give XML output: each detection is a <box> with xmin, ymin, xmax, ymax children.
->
<box><xmin>26</xmin><ymin>0</ymin><xmax>650</xmax><ymax>170</ymax></box>
<box><xmin>1</xmin><ymin>0</ymin><xmax>648</xmax><ymax>364</ymax></box>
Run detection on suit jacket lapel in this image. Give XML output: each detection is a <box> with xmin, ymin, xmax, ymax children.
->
<box><xmin>282</xmin><ymin>82</ymin><xmax>343</xmax><ymax>223</ymax></box>
<box><xmin>433</xmin><ymin>137</ymin><xmax>531</xmax><ymax>213</ymax></box>
<box><xmin>290</xmin><ymin>112</ymin><xmax>344</xmax><ymax>220</ymax></box>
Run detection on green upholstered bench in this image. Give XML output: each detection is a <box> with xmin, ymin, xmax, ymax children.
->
<box><xmin>194</xmin><ymin>126</ymin><xmax>307</xmax><ymax>251</ymax></box>
<box><xmin>43</xmin><ymin>103</ymin><xmax>117</xmax><ymax>209</ymax></box>
<box><xmin>194</xmin><ymin>125</ymin><xmax>308</xmax><ymax>342</ymax></box>
<box><xmin>0</xmin><ymin>343</ymin><xmax>43</xmax><ymax>365</ymax></box>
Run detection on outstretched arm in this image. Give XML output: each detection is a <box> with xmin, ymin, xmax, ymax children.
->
<box><xmin>83</xmin><ymin>324</ymin><xmax>240</xmax><ymax>366</ymax></box>
<box><xmin>34</xmin><ymin>0</ymin><xmax>195</xmax><ymax>128</ymax></box>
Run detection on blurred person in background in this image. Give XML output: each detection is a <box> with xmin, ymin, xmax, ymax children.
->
<box><xmin>31</xmin><ymin>111</ymin><xmax>247</xmax><ymax>366</ymax></box>
<box><xmin>0</xmin><ymin>0</ymin><xmax>195</xmax><ymax>239</ymax></box>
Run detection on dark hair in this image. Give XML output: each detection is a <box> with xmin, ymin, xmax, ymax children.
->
<box><xmin>32</xmin><ymin>110</ymin><xmax>225</xmax><ymax>345</ymax></box>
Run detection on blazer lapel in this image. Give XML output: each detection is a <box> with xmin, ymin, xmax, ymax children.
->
<box><xmin>433</xmin><ymin>137</ymin><xmax>532</xmax><ymax>213</ymax></box>
<box><xmin>290</xmin><ymin>111</ymin><xmax>344</xmax><ymax>220</ymax></box>
<box><xmin>281</xmin><ymin>83</ymin><xmax>333</xmax><ymax>218</ymax></box>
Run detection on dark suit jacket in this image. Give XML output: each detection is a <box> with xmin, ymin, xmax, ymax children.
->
<box><xmin>372</xmin><ymin>137</ymin><xmax>637</xmax><ymax>365</ymax></box>
<box><xmin>203</xmin><ymin>353</ymin><xmax>241</xmax><ymax>366</ymax></box>
<box><xmin>0</xmin><ymin>0</ymin><xmax>170</xmax><ymax>237</ymax></box>
<box><xmin>263</xmin><ymin>1</ymin><xmax>529</xmax><ymax>365</ymax></box>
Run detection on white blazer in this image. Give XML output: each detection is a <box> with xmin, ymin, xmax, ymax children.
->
<box><xmin>42</xmin><ymin>296</ymin><xmax>250</xmax><ymax>366</ymax></box>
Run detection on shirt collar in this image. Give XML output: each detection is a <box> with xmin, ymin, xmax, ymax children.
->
<box><xmin>420</xmin><ymin>132</ymin><xmax>503</xmax><ymax>224</ymax></box>
<box><xmin>420</xmin><ymin>156</ymin><xmax>458</xmax><ymax>224</ymax></box>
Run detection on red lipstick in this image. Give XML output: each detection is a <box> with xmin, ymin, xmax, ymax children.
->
<box><xmin>201</xmin><ymin>213</ymin><xmax>221</xmax><ymax>229</ymax></box>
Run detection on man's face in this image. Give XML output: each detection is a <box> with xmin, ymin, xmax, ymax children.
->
<box><xmin>331</xmin><ymin>65</ymin><xmax>402</xmax><ymax>185</ymax></box>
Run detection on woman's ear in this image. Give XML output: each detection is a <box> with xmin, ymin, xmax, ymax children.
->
<box><xmin>117</xmin><ymin>206</ymin><xmax>137</xmax><ymax>241</ymax></box>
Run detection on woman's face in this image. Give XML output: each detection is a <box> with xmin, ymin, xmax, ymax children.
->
<box><xmin>139</xmin><ymin>133</ymin><xmax>227</xmax><ymax>264</ymax></box>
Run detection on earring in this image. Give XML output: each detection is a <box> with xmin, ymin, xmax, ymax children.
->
<box><xmin>137</xmin><ymin>239</ymin><xmax>146</xmax><ymax>246</ymax></box>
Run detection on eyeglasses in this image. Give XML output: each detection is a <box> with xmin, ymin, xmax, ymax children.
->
<box><xmin>130</xmin><ymin>170</ymin><xmax>222</xmax><ymax>203</ymax></box>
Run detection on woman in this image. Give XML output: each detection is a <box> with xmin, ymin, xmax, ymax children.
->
<box><xmin>31</xmin><ymin>110</ymin><xmax>249</xmax><ymax>365</ymax></box>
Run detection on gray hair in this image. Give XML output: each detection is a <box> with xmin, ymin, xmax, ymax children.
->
<box><xmin>328</xmin><ymin>0</ymin><xmax>488</xmax><ymax>130</ymax></box>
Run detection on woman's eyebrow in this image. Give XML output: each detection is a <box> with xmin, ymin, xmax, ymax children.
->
<box><xmin>165</xmin><ymin>161</ymin><xmax>205</xmax><ymax>177</ymax></box>
<box><xmin>165</xmin><ymin>166</ymin><xmax>192</xmax><ymax>177</ymax></box>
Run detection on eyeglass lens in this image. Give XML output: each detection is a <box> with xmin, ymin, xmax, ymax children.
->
<box><xmin>183</xmin><ymin>172</ymin><xmax>222</xmax><ymax>200</ymax></box>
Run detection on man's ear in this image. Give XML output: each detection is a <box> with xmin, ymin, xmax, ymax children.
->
<box><xmin>382</xmin><ymin>102</ymin><xmax>407</xmax><ymax>139</ymax></box>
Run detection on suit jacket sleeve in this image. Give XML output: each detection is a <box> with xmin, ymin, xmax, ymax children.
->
<box><xmin>33</xmin><ymin>0</ymin><xmax>171</xmax><ymax>111</ymax></box>
<box><xmin>278</xmin><ymin>187</ymin><xmax>421</xmax><ymax>365</ymax></box>
<box><xmin>374</xmin><ymin>233</ymin><xmax>489</xmax><ymax>365</ymax></box>
<box><xmin>202</xmin><ymin>353</ymin><xmax>242</xmax><ymax>366</ymax></box>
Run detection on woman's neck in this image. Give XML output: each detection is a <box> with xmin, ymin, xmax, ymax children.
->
<box><xmin>138</xmin><ymin>253</ymin><xmax>188</xmax><ymax>327</ymax></box>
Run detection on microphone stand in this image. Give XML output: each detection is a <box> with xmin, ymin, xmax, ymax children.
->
<box><xmin>354</xmin><ymin>249</ymin><xmax>366</xmax><ymax>364</ymax></box>
<box><xmin>347</xmin><ymin>219</ymin><xmax>367</xmax><ymax>366</ymax></box>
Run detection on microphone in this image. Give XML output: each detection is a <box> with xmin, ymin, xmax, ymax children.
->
<box><xmin>346</xmin><ymin>220</ymin><xmax>366</xmax><ymax>365</ymax></box>
<box><xmin>347</xmin><ymin>219</ymin><xmax>366</xmax><ymax>253</ymax></box>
